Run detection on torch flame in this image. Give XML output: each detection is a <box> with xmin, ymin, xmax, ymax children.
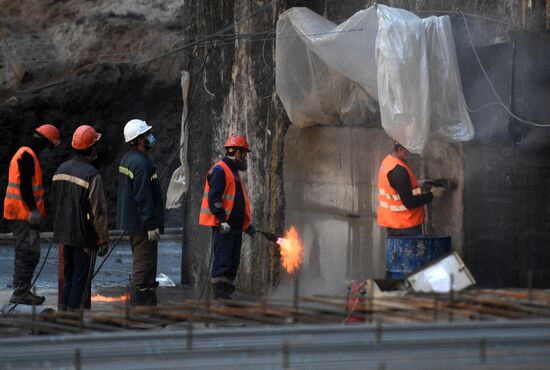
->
<box><xmin>277</xmin><ymin>225</ymin><xmax>303</xmax><ymax>274</ymax></box>
<box><xmin>91</xmin><ymin>293</ymin><xmax>129</xmax><ymax>303</ymax></box>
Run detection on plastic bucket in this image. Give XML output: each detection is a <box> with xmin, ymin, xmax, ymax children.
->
<box><xmin>385</xmin><ymin>235</ymin><xmax>451</xmax><ymax>279</ymax></box>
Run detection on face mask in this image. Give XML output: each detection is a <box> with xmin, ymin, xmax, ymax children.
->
<box><xmin>90</xmin><ymin>147</ymin><xmax>98</xmax><ymax>162</ymax></box>
<box><xmin>236</xmin><ymin>157</ymin><xmax>248</xmax><ymax>171</ymax></box>
<box><xmin>38</xmin><ymin>147</ymin><xmax>54</xmax><ymax>161</ymax></box>
<box><xmin>144</xmin><ymin>133</ymin><xmax>156</xmax><ymax>149</ymax></box>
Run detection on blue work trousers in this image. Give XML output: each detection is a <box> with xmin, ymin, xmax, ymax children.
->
<box><xmin>211</xmin><ymin>228</ymin><xmax>242</xmax><ymax>283</ymax></box>
<box><xmin>61</xmin><ymin>246</ymin><xmax>95</xmax><ymax>309</ymax></box>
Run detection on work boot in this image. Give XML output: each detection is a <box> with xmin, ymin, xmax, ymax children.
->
<box><xmin>142</xmin><ymin>289</ymin><xmax>158</xmax><ymax>306</ymax></box>
<box><xmin>212</xmin><ymin>282</ymin><xmax>225</xmax><ymax>300</ymax></box>
<box><xmin>213</xmin><ymin>282</ymin><xmax>233</xmax><ymax>300</ymax></box>
<box><xmin>130</xmin><ymin>287</ymin><xmax>158</xmax><ymax>306</ymax></box>
<box><xmin>10</xmin><ymin>291</ymin><xmax>45</xmax><ymax>306</ymax></box>
<box><xmin>223</xmin><ymin>283</ymin><xmax>235</xmax><ymax>299</ymax></box>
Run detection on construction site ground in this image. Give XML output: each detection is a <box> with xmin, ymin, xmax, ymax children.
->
<box><xmin>2</xmin><ymin>240</ymin><xmax>550</xmax><ymax>368</ymax></box>
<box><xmin>2</xmin><ymin>287</ymin><xmax>550</xmax><ymax>370</ymax></box>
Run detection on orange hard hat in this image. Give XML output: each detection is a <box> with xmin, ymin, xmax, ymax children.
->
<box><xmin>35</xmin><ymin>124</ymin><xmax>60</xmax><ymax>146</ymax></box>
<box><xmin>224</xmin><ymin>134</ymin><xmax>250</xmax><ymax>152</ymax></box>
<box><xmin>72</xmin><ymin>125</ymin><xmax>102</xmax><ymax>150</ymax></box>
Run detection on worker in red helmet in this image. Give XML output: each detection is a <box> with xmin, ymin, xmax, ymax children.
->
<box><xmin>199</xmin><ymin>134</ymin><xmax>256</xmax><ymax>300</ymax></box>
<box><xmin>3</xmin><ymin>124</ymin><xmax>60</xmax><ymax>306</ymax></box>
<box><xmin>51</xmin><ymin>125</ymin><xmax>109</xmax><ymax>310</ymax></box>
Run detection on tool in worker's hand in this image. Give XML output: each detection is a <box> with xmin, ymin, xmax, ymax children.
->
<box><xmin>257</xmin><ymin>230</ymin><xmax>279</xmax><ymax>243</ymax></box>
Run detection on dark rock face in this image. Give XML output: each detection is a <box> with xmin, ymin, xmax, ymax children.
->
<box><xmin>1</xmin><ymin>64</ymin><xmax>184</xmax><ymax>231</ymax></box>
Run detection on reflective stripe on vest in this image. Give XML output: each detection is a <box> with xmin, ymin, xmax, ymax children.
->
<box><xmin>198</xmin><ymin>160</ymin><xmax>251</xmax><ymax>229</ymax></box>
<box><xmin>3</xmin><ymin>147</ymin><xmax>46</xmax><ymax>220</ymax></box>
<box><xmin>119</xmin><ymin>166</ymin><xmax>134</xmax><ymax>179</ymax></box>
<box><xmin>52</xmin><ymin>174</ymin><xmax>90</xmax><ymax>189</ymax></box>
<box><xmin>377</xmin><ymin>154</ymin><xmax>424</xmax><ymax>228</ymax></box>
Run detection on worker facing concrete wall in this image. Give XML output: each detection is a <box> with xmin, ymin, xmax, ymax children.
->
<box><xmin>284</xmin><ymin>126</ymin><xmax>464</xmax><ymax>293</ymax></box>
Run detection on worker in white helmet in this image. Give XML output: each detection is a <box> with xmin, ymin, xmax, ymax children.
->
<box><xmin>116</xmin><ymin>119</ymin><xmax>164</xmax><ymax>306</ymax></box>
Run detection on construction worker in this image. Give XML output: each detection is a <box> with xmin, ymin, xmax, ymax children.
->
<box><xmin>377</xmin><ymin>142</ymin><xmax>445</xmax><ymax>236</ymax></box>
<box><xmin>3</xmin><ymin>124</ymin><xmax>60</xmax><ymax>305</ymax></box>
<box><xmin>117</xmin><ymin>119</ymin><xmax>164</xmax><ymax>306</ymax></box>
<box><xmin>52</xmin><ymin>125</ymin><xmax>108</xmax><ymax>310</ymax></box>
<box><xmin>199</xmin><ymin>134</ymin><xmax>256</xmax><ymax>300</ymax></box>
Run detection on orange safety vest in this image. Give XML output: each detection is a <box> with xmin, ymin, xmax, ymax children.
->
<box><xmin>377</xmin><ymin>154</ymin><xmax>424</xmax><ymax>229</ymax></box>
<box><xmin>3</xmin><ymin>147</ymin><xmax>46</xmax><ymax>220</ymax></box>
<box><xmin>199</xmin><ymin>160</ymin><xmax>251</xmax><ymax>230</ymax></box>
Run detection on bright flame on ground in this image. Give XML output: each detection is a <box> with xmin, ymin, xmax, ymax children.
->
<box><xmin>277</xmin><ymin>225</ymin><xmax>303</xmax><ymax>274</ymax></box>
<box><xmin>91</xmin><ymin>293</ymin><xmax>129</xmax><ymax>303</ymax></box>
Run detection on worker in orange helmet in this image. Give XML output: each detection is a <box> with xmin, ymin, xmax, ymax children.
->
<box><xmin>199</xmin><ymin>134</ymin><xmax>256</xmax><ymax>300</ymax></box>
<box><xmin>377</xmin><ymin>141</ymin><xmax>446</xmax><ymax>236</ymax></box>
<box><xmin>51</xmin><ymin>125</ymin><xmax>109</xmax><ymax>310</ymax></box>
<box><xmin>3</xmin><ymin>124</ymin><xmax>60</xmax><ymax>306</ymax></box>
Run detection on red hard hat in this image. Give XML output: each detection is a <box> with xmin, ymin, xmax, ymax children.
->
<box><xmin>72</xmin><ymin>125</ymin><xmax>102</xmax><ymax>150</ymax></box>
<box><xmin>35</xmin><ymin>124</ymin><xmax>60</xmax><ymax>146</ymax></box>
<box><xmin>224</xmin><ymin>134</ymin><xmax>250</xmax><ymax>152</ymax></box>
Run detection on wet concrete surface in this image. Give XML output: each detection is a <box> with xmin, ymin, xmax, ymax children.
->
<box><xmin>0</xmin><ymin>239</ymin><xmax>255</xmax><ymax>312</ymax></box>
<box><xmin>0</xmin><ymin>286</ymin><xmax>208</xmax><ymax>313</ymax></box>
<box><xmin>0</xmin><ymin>240</ymin><xmax>181</xmax><ymax>289</ymax></box>
<box><xmin>0</xmin><ymin>240</ymin><xmax>184</xmax><ymax>311</ymax></box>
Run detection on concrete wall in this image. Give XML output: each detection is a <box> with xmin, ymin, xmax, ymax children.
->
<box><xmin>284</xmin><ymin>125</ymin><xmax>464</xmax><ymax>294</ymax></box>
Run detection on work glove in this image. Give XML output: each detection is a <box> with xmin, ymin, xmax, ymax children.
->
<box><xmin>219</xmin><ymin>222</ymin><xmax>231</xmax><ymax>234</ymax></box>
<box><xmin>97</xmin><ymin>242</ymin><xmax>109</xmax><ymax>257</ymax></box>
<box><xmin>28</xmin><ymin>208</ymin><xmax>41</xmax><ymax>226</ymax></box>
<box><xmin>430</xmin><ymin>186</ymin><xmax>446</xmax><ymax>199</ymax></box>
<box><xmin>147</xmin><ymin>228</ymin><xmax>160</xmax><ymax>242</ymax></box>
<box><xmin>245</xmin><ymin>224</ymin><xmax>256</xmax><ymax>237</ymax></box>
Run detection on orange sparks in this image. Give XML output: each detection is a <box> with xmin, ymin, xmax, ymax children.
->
<box><xmin>277</xmin><ymin>225</ymin><xmax>303</xmax><ymax>274</ymax></box>
<box><xmin>91</xmin><ymin>293</ymin><xmax>129</xmax><ymax>303</ymax></box>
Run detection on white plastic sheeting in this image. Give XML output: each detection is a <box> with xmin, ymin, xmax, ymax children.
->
<box><xmin>276</xmin><ymin>5</ymin><xmax>473</xmax><ymax>153</ymax></box>
<box><xmin>166</xmin><ymin>71</ymin><xmax>190</xmax><ymax>209</ymax></box>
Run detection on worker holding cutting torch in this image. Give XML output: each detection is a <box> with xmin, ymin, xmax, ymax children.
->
<box><xmin>199</xmin><ymin>134</ymin><xmax>256</xmax><ymax>300</ymax></box>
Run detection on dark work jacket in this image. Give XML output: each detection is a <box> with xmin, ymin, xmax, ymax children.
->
<box><xmin>207</xmin><ymin>156</ymin><xmax>245</xmax><ymax>230</ymax></box>
<box><xmin>116</xmin><ymin>149</ymin><xmax>164</xmax><ymax>233</ymax></box>
<box><xmin>52</xmin><ymin>156</ymin><xmax>109</xmax><ymax>248</ymax></box>
<box><xmin>387</xmin><ymin>165</ymin><xmax>433</xmax><ymax>209</ymax></box>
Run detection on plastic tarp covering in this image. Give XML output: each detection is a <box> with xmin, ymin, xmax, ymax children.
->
<box><xmin>166</xmin><ymin>71</ymin><xmax>190</xmax><ymax>209</ymax></box>
<box><xmin>276</xmin><ymin>5</ymin><xmax>473</xmax><ymax>153</ymax></box>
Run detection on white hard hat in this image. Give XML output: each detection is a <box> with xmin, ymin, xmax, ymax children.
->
<box><xmin>124</xmin><ymin>119</ymin><xmax>152</xmax><ymax>143</ymax></box>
